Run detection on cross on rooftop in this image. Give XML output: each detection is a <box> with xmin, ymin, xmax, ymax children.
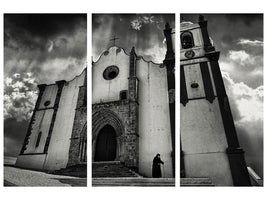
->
<box><xmin>110</xmin><ymin>35</ymin><xmax>119</xmax><ymax>46</ymax></box>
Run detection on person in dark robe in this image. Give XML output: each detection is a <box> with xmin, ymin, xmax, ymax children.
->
<box><xmin>152</xmin><ymin>153</ymin><xmax>164</xmax><ymax>178</ymax></box>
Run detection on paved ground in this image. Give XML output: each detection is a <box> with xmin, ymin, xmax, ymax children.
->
<box><xmin>92</xmin><ymin>177</ymin><xmax>175</xmax><ymax>187</ymax></box>
<box><xmin>4</xmin><ymin>166</ymin><xmax>87</xmax><ymax>187</ymax></box>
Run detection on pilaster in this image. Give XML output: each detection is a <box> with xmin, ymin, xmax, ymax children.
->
<box><xmin>164</xmin><ymin>23</ymin><xmax>176</xmax><ymax>177</ymax></box>
<box><xmin>126</xmin><ymin>47</ymin><xmax>139</xmax><ymax>168</ymax></box>
<box><xmin>43</xmin><ymin>80</ymin><xmax>66</xmax><ymax>153</ymax></box>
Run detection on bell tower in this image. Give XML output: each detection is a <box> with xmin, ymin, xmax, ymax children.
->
<box><xmin>180</xmin><ymin>15</ymin><xmax>251</xmax><ymax>186</ymax></box>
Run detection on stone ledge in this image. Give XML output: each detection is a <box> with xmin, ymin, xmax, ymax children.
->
<box><xmin>180</xmin><ymin>178</ymin><xmax>214</xmax><ymax>186</ymax></box>
<box><xmin>92</xmin><ymin>178</ymin><xmax>175</xmax><ymax>187</ymax></box>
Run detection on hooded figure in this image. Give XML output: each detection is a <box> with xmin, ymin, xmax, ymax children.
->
<box><xmin>152</xmin><ymin>153</ymin><xmax>164</xmax><ymax>178</ymax></box>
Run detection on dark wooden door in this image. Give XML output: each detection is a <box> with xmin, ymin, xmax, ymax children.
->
<box><xmin>95</xmin><ymin>125</ymin><xmax>117</xmax><ymax>161</ymax></box>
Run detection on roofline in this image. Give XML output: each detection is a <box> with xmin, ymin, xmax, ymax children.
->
<box><xmin>92</xmin><ymin>45</ymin><xmax>163</xmax><ymax>66</ymax></box>
<box><xmin>37</xmin><ymin>67</ymin><xmax>87</xmax><ymax>87</ymax></box>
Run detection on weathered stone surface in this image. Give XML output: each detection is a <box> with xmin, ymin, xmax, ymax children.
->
<box><xmin>92</xmin><ymin>161</ymin><xmax>138</xmax><ymax>178</ymax></box>
<box><xmin>92</xmin><ymin>99</ymin><xmax>138</xmax><ymax>167</ymax></box>
<box><xmin>68</xmin><ymin>85</ymin><xmax>87</xmax><ymax>167</ymax></box>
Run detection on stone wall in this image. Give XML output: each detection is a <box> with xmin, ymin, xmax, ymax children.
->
<box><xmin>68</xmin><ymin>85</ymin><xmax>87</xmax><ymax>166</ymax></box>
<box><xmin>92</xmin><ymin>99</ymin><xmax>138</xmax><ymax>168</ymax></box>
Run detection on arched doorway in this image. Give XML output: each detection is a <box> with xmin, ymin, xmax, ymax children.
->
<box><xmin>95</xmin><ymin>125</ymin><xmax>117</xmax><ymax>161</ymax></box>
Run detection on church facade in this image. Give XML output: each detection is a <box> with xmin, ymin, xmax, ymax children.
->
<box><xmin>92</xmin><ymin>24</ymin><xmax>175</xmax><ymax>178</ymax></box>
<box><xmin>15</xmin><ymin>69</ymin><xmax>87</xmax><ymax>171</ymax></box>
<box><xmin>180</xmin><ymin>16</ymin><xmax>251</xmax><ymax>186</ymax></box>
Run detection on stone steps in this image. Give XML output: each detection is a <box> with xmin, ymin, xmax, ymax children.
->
<box><xmin>180</xmin><ymin>178</ymin><xmax>214</xmax><ymax>186</ymax></box>
<box><xmin>92</xmin><ymin>161</ymin><xmax>138</xmax><ymax>178</ymax></box>
<box><xmin>52</xmin><ymin>164</ymin><xmax>87</xmax><ymax>178</ymax></box>
<box><xmin>92</xmin><ymin>177</ymin><xmax>175</xmax><ymax>187</ymax></box>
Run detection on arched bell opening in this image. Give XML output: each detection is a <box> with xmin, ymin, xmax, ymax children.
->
<box><xmin>181</xmin><ymin>31</ymin><xmax>194</xmax><ymax>49</ymax></box>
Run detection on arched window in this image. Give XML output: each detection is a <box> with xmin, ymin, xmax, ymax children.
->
<box><xmin>181</xmin><ymin>31</ymin><xmax>194</xmax><ymax>49</ymax></box>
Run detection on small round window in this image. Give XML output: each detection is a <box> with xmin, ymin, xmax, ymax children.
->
<box><xmin>44</xmin><ymin>100</ymin><xmax>51</xmax><ymax>106</ymax></box>
<box><xmin>103</xmin><ymin>65</ymin><xmax>119</xmax><ymax>80</ymax></box>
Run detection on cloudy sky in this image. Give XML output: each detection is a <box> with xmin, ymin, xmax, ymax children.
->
<box><xmin>92</xmin><ymin>14</ymin><xmax>175</xmax><ymax>63</ymax></box>
<box><xmin>4</xmin><ymin>14</ymin><xmax>87</xmax><ymax>157</ymax></box>
<box><xmin>181</xmin><ymin>14</ymin><xmax>263</xmax><ymax>177</ymax></box>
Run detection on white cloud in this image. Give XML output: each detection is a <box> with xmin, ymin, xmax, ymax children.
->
<box><xmin>13</xmin><ymin>73</ymin><xmax>20</xmax><ymax>78</ymax></box>
<box><xmin>47</xmin><ymin>40</ymin><xmax>54</xmax><ymax>52</ymax></box>
<box><xmin>209</xmin><ymin>37</ymin><xmax>214</xmax><ymax>46</ymax></box>
<box><xmin>220</xmin><ymin>61</ymin><xmax>234</xmax><ymax>72</ymax></box>
<box><xmin>220</xmin><ymin>50</ymin><xmax>263</xmax><ymax>89</ymax></box>
<box><xmin>229</xmin><ymin>50</ymin><xmax>250</xmax><ymax>64</ymax></box>
<box><xmin>222</xmin><ymin>71</ymin><xmax>263</xmax><ymax>122</ymax></box>
<box><xmin>5</xmin><ymin>77</ymin><xmax>13</xmax><ymax>86</ymax></box>
<box><xmin>23</xmin><ymin>77</ymin><xmax>35</xmax><ymax>84</ymax></box>
<box><xmin>130</xmin><ymin>15</ymin><xmax>157</xmax><ymax>31</ymax></box>
<box><xmin>142</xmin><ymin>43</ymin><xmax>166</xmax><ymax>64</ymax></box>
<box><xmin>131</xmin><ymin>19</ymin><xmax>142</xmax><ymax>30</ymax></box>
<box><xmin>222</xmin><ymin>71</ymin><xmax>263</xmax><ymax>175</ymax></box>
<box><xmin>4</xmin><ymin>73</ymin><xmax>38</xmax><ymax>121</ymax></box>
<box><xmin>238</xmin><ymin>39</ymin><xmax>263</xmax><ymax>47</ymax></box>
<box><xmin>39</xmin><ymin>57</ymin><xmax>85</xmax><ymax>83</ymax></box>
<box><xmin>12</xmin><ymin>81</ymin><xmax>25</xmax><ymax>89</ymax></box>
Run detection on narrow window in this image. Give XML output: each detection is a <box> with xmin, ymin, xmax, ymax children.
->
<box><xmin>120</xmin><ymin>90</ymin><xmax>127</xmax><ymax>100</ymax></box>
<box><xmin>181</xmin><ymin>31</ymin><xmax>194</xmax><ymax>49</ymax></box>
<box><xmin>36</xmin><ymin>131</ymin><xmax>42</xmax><ymax>148</ymax></box>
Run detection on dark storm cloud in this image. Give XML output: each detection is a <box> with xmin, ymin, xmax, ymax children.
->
<box><xmin>181</xmin><ymin>14</ymin><xmax>263</xmax><ymax>43</ymax></box>
<box><xmin>4</xmin><ymin>14</ymin><xmax>87</xmax><ymax>83</ymax></box>
<box><xmin>92</xmin><ymin>14</ymin><xmax>175</xmax><ymax>62</ymax></box>
<box><xmin>236</xmin><ymin>122</ymin><xmax>263</xmax><ymax>178</ymax></box>
<box><xmin>224</xmin><ymin>14</ymin><xmax>263</xmax><ymax>26</ymax></box>
<box><xmin>5</xmin><ymin>14</ymin><xmax>86</xmax><ymax>48</ymax></box>
<box><xmin>4</xmin><ymin>118</ymin><xmax>29</xmax><ymax>157</ymax></box>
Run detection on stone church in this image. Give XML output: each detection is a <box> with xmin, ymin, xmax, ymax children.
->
<box><xmin>180</xmin><ymin>16</ymin><xmax>251</xmax><ymax>186</ymax></box>
<box><xmin>92</xmin><ymin>23</ymin><xmax>175</xmax><ymax>178</ymax></box>
<box><xmin>15</xmin><ymin>68</ymin><xmax>87</xmax><ymax>171</ymax></box>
